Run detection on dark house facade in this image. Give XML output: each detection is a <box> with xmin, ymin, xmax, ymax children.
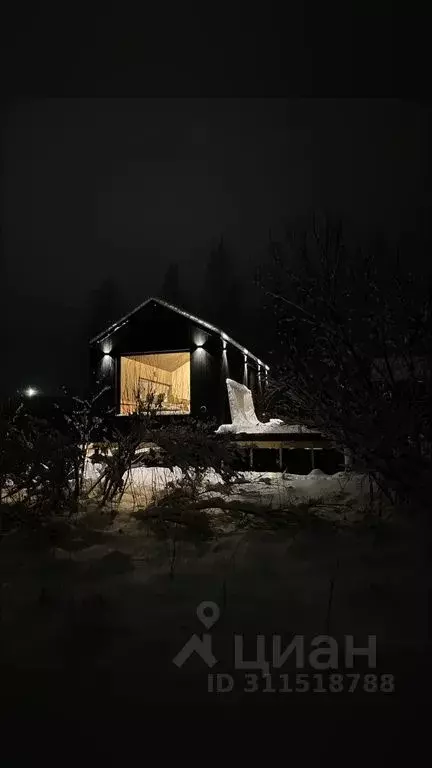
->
<box><xmin>89</xmin><ymin>297</ymin><xmax>268</xmax><ymax>424</ymax></box>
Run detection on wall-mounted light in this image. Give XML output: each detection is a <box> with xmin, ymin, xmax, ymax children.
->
<box><xmin>222</xmin><ymin>341</ymin><xmax>229</xmax><ymax>372</ymax></box>
<box><xmin>102</xmin><ymin>340</ymin><xmax>113</xmax><ymax>355</ymax></box>
<box><xmin>243</xmin><ymin>350</ymin><xmax>249</xmax><ymax>385</ymax></box>
<box><xmin>101</xmin><ymin>352</ymin><xmax>114</xmax><ymax>375</ymax></box>
<box><xmin>193</xmin><ymin>329</ymin><xmax>207</xmax><ymax>347</ymax></box>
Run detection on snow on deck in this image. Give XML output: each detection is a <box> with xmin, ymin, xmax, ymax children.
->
<box><xmin>215</xmin><ymin>423</ymin><xmax>318</xmax><ymax>435</ymax></box>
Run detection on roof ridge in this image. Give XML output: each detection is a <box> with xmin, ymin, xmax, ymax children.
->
<box><xmin>89</xmin><ymin>296</ymin><xmax>268</xmax><ymax>368</ymax></box>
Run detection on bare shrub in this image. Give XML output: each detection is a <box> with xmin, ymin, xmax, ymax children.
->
<box><xmin>0</xmin><ymin>392</ymin><xmax>109</xmax><ymax>531</ymax></box>
<box><xmin>90</xmin><ymin>385</ymin><xmax>241</xmax><ymax>507</ymax></box>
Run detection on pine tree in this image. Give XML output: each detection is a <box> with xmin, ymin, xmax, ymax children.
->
<box><xmin>88</xmin><ymin>277</ymin><xmax>123</xmax><ymax>338</ymax></box>
<box><xmin>161</xmin><ymin>262</ymin><xmax>181</xmax><ymax>305</ymax></box>
<box><xmin>202</xmin><ymin>237</ymin><xmax>242</xmax><ymax>332</ymax></box>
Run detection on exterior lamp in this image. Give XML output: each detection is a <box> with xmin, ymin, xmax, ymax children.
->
<box><xmin>102</xmin><ymin>340</ymin><xmax>113</xmax><ymax>355</ymax></box>
<box><xmin>193</xmin><ymin>330</ymin><xmax>207</xmax><ymax>348</ymax></box>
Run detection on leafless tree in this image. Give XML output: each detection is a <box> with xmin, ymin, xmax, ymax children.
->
<box><xmin>259</xmin><ymin>215</ymin><xmax>432</xmax><ymax>508</ymax></box>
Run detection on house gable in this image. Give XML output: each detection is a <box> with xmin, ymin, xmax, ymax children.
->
<box><xmin>90</xmin><ymin>297</ymin><xmax>268</xmax><ymax>368</ymax></box>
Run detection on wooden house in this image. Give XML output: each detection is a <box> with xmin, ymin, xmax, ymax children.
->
<box><xmin>89</xmin><ymin>297</ymin><xmax>268</xmax><ymax>423</ymax></box>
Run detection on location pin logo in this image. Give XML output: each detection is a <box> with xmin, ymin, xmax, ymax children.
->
<box><xmin>197</xmin><ymin>601</ymin><xmax>220</xmax><ymax>629</ymax></box>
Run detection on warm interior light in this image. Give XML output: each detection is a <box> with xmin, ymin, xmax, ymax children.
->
<box><xmin>120</xmin><ymin>352</ymin><xmax>191</xmax><ymax>416</ymax></box>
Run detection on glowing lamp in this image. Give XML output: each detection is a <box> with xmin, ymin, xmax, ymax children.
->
<box><xmin>102</xmin><ymin>340</ymin><xmax>113</xmax><ymax>355</ymax></box>
<box><xmin>25</xmin><ymin>387</ymin><xmax>38</xmax><ymax>397</ymax></box>
<box><xmin>193</xmin><ymin>329</ymin><xmax>207</xmax><ymax>347</ymax></box>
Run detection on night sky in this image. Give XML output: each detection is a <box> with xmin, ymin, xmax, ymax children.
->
<box><xmin>1</xmin><ymin>7</ymin><xmax>431</xmax><ymax>396</ymax></box>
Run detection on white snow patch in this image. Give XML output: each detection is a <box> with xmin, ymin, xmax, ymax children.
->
<box><xmin>216</xmin><ymin>422</ymin><xmax>316</xmax><ymax>435</ymax></box>
<box><xmin>83</xmin><ymin>459</ymin><xmax>103</xmax><ymax>481</ymax></box>
<box><xmin>84</xmin><ymin>458</ymin><xmax>373</xmax><ymax>514</ymax></box>
<box><xmin>216</xmin><ymin>378</ymin><xmax>317</xmax><ymax>435</ymax></box>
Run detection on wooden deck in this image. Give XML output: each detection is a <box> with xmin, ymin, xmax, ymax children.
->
<box><xmin>228</xmin><ymin>432</ymin><xmax>343</xmax><ymax>473</ymax></box>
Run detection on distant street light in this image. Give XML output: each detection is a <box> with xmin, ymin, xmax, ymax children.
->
<box><xmin>24</xmin><ymin>387</ymin><xmax>38</xmax><ymax>397</ymax></box>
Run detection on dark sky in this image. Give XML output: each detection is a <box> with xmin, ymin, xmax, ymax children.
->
<box><xmin>2</xmin><ymin>98</ymin><xmax>432</xmax><ymax>394</ymax></box>
<box><xmin>1</xmin><ymin>6</ymin><xmax>431</xmax><ymax>395</ymax></box>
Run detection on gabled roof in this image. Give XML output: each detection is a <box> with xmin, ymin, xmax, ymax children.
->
<box><xmin>89</xmin><ymin>297</ymin><xmax>269</xmax><ymax>369</ymax></box>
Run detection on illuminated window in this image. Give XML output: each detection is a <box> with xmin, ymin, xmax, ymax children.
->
<box><xmin>120</xmin><ymin>352</ymin><xmax>190</xmax><ymax>415</ymax></box>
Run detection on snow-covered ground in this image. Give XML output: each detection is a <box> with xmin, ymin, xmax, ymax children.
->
<box><xmin>84</xmin><ymin>460</ymin><xmax>375</xmax><ymax>515</ymax></box>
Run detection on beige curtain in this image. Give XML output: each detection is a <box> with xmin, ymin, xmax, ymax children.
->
<box><xmin>120</xmin><ymin>353</ymin><xmax>190</xmax><ymax>414</ymax></box>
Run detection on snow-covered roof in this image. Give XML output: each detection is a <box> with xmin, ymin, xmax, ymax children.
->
<box><xmin>89</xmin><ymin>297</ymin><xmax>269</xmax><ymax>369</ymax></box>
